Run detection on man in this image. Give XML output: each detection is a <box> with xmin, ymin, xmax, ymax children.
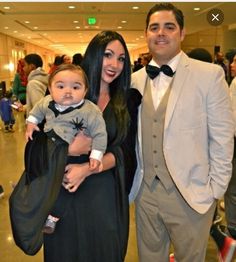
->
<box><xmin>133</xmin><ymin>57</ymin><xmax>143</xmax><ymax>72</ymax></box>
<box><xmin>211</xmin><ymin>51</ymin><xmax>236</xmax><ymax>262</ymax></box>
<box><xmin>23</xmin><ymin>53</ymin><xmax>48</xmax><ymax>116</ymax></box>
<box><xmin>129</xmin><ymin>3</ymin><xmax>234</xmax><ymax>262</ymax></box>
<box><xmin>215</xmin><ymin>51</ymin><xmax>228</xmax><ymax>81</ymax></box>
<box><xmin>224</xmin><ymin>52</ymin><xmax>236</xmax><ymax>238</ymax></box>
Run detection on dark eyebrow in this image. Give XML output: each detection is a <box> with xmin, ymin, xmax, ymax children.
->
<box><xmin>105</xmin><ymin>48</ymin><xmax>114</xmax><ymax>53</ymax></box>
<box><xmin>149</xmin><ymin>22</ymin><xmax>177</xmax><ymax>27</ymax></box>
<box><xmin>165</xmin><ymin>22</ymin><xmax>177</xmax><ymax>27</ymax></box>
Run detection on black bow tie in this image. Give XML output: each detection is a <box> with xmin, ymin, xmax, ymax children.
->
<box><xmin>48</xmin><ymin>100</ymin><xmax>84</xmax><ymax>117</ymax></box>
<box><xmin>146</xmin><ymin>64</ymin><xmax>175</xmax><ymax>79</ymax></box>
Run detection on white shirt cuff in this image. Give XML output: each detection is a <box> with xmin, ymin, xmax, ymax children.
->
<box><xmin>90</xmin><ymin>150</ymin><xmax>103</xmax><ymax>162</ymax></box>
<box><xmin>26</xmin><ymin>115</ymin><xmax>39</xmax><ymax>124</ymax></box>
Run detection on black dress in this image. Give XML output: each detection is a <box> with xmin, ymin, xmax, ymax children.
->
<box><xmin>43</xmin><ymin>102</ymin><xmax>129</xmax><ymax>262</ymax></box>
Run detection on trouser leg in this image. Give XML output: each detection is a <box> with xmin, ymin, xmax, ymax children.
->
<box><xmin>225</xmin><ymin>157</ymin><xmax>236</xmax><ymax>238</ymax></box>
<box><xmin>135</xmin><ymin>180</ymin><xmax>216</xmax><ymax>262</ymax></box>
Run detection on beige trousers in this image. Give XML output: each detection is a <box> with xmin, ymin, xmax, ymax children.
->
<box><xmin>135</xmin><ymin>179</ymin><xmax>216</xmax><ymax>262</ymax></box>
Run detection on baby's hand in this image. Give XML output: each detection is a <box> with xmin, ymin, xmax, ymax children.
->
<box><xmin>89</xmin><ymin>158</ymin><xmax>103</xmax><ymax>172</ymax></box>
<box><xmin>25</xmin><ymin>122</ymin><xmax>40</xmax><ymax>141</ymax></box>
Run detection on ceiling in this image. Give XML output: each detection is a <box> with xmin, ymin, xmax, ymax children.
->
<box><xmin>0</xmin><ymin>2</ymin><xmax>236</xmax><ymax>56</ymax></box>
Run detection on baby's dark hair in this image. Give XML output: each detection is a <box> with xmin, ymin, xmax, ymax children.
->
<box><xmin>48</xmin><ymin>64</ymin><xmax>89</xmax><ymax>91</ymax></box>
<box><xmin>5</xmin><ymin>89</ymin><xmax>13</xmax><ymax>99</ymax></box>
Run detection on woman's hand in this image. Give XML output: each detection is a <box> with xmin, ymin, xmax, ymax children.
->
<box><xmin>68</xmin><ymin>132</ymin><xmax>92</xmax><ymax>156</ymax></box>
<box><xmin>62</xmin><ymin>152</ymin><xmax>116</xmax><ymax>192</ymax></box>
<box><xmin>62</xmin><ymin>163</ymin><xmax>91</xmax><ymax>192</ymax></box>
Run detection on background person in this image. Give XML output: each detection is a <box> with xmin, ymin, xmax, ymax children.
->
<box><xmin>187</xmin><ymin>48</ymin><xmax>213</xmax><ymax>63</ymax></box>
<box><xmin>61</xmin><ymin>54</ymin><xmax>71</xmax><ymax>64</ymax></box>
<box><xmin>215</xmin><ymin>51</ymin><xmax>228</xmax><ymax>81</ymax></box>
<box><xmin>0</xmin><ymin>90</ymin><xmax>15</xmax><ymax>132</ymax></box>
<box><xmin>23</xmin><ymin>53</ymin><xmax>48</xmax><ymax>117</ymax></box>
<box><xmin>188</xmin><ymin>47</ymin><xmax>236</xmax><ymax>261</ymax></box>
<box><xmin>72</xmin><ymin>53</ymin><xmax>83</xmax><ymax>66</ymax></box>
<box><xmin>133</xmin><ymin>57</ymin><xmax>143</xmax><ymax>72</ymax></box>
<box><xmin>48</xmin><ymin>55</ymin><xmax>62</xmax><ymax>74</ymax></box>
<box><xmin>12</xmin><ymin>58</ymin><xmax>28</xmax><ymax>106</ymax></box>
<box><xmin>223</xmin><ymin>51</ymin><xmax>236</xmax><ymax>240</ymax></box>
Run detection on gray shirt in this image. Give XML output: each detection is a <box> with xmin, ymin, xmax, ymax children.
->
<box><xmin>28</xmin><ymin>95</ymin><xmax>107</xmax><ymax>161</ymax></box>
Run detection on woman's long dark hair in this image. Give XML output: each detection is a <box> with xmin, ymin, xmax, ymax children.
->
<box><xmin>81</xmin><ymin>30</ymin><xmax>131</xmax><ymax>140</ymax></box>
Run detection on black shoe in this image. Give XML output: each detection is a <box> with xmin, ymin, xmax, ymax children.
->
<box><xmin>9</xmin><ymin>125</ymin><xmax>14</xmax><ymax>132</ymax></box>
<box><xmin>219</xmin><ymin>225</ymin><xmax>236</xmax><ymax>239</ymax></box>
<box><xmin>42</xmin><ymin>217</ymin><xmax>57</xmax><ymax>234</ymax></box>
<box><xmin>0</xmin><ymin>185</ymin><xmax>4</xmax><ymax>199</ymax></box>
<box><xmin>213</xmin><ymin>214</ymin><xmax>223</xmax><ymax>225</ymax></box>
<box><xmin>4</xmin><ymin>126</ymin><xmax>9</xmax><ymax>133</ymax></box>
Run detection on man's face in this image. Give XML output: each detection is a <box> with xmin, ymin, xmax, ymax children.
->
<box><xmin>23</xmin><ymin>61</ymin><xmax>34</xmax><ymax>76</ymax></box>
<box><xmin>145</xmin><ymin>10</ymin><xmax>185</xmax><ymax>65</ymax></box>
<box><xmin>216</xmin><ymin>52</ymin><xmax>224</xmax><ymax>62</ymax></box>
<box><xmin>230</xmin><ymin>55</ymin><xmax>236</xmax><ymax>77</ymax></box>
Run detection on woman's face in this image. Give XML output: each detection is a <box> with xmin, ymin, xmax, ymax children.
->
<box><xmin>230</xmin><ymin>55</ymin><xmax>236</xmax><ymax>77</ymax></box>
<box><xmin>101</xmin><ymin>40</ymin><xmax>125</xmax><ymax>88</ymax></box>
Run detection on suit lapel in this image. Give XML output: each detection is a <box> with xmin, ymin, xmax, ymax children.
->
<box><xmin>164</xmin><ymin>53</ymin><xmax>190</xmax><ymax>130</ymax></box>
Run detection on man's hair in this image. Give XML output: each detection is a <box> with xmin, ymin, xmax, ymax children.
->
<box><xmin>146</xmin><ymin>3</ymin><xmax>184</xmax><ymax>30</ymax></box>
<box><xmin>24</xmin><ymin>54</ymin><xmax>43</xmax><ymax>68</ymax></box>
<box><xmin>188</xmin><ymin>48</ymin><xmax>213</xmax><ymax>63</ymax></box>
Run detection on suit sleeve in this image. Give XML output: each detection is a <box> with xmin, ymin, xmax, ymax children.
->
<box><xmin>207</xmin><ymin>67</ymin><xmax>234</xmax><ymax>199</ymax></box>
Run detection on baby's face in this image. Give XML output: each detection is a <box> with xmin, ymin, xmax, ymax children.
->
<box><xmin>49</xmin><ymin>70</ymin><xmax>87</xmax><ymax>106</ymax></box>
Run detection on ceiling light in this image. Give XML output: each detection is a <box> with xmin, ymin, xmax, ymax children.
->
<box><xmin>117</xmin><ymin>26</ymin><xmax>122</xmax><ymax>29</ymax></box>
<box><xmin>121</xmin><ymin>21</ymin><xmax>127</xmax><ymax>24</ymax></box>
<box><xmin>68</xmin><ymin>6</ymin><xmax>75</xmax><ymax>9</ymax></box>
<box><xmin>4</xmin><ymin>27</ymin><xmax>9</xmax><ymax>29</ymax></box>
<box><xmin>73</xmin><ymin>21</ymin><xmax>79</xmax><ymax>23</ymax></box>
<box><xmin>25</xmin><ymin>21</ymin><xmax>30</xmax><ymax>24</ymax></box>
<box><xmin>132</xmin><ymin>6</ymin><xmax>139</xmax><ymax>10</ymax></box>
<box><xmin>75</xmin><ymin>26</ymin><xmax>80</xmax><ymax>29</ymax></box>
<box><xmin>194</xmin><ymin>7</ymin><xmax>200</xmax><ymax>11</ymax></box>
<box><xmin>3</xmin><ymin>6</ymin><xmax>10</xmax><ymax>10</ymax></box>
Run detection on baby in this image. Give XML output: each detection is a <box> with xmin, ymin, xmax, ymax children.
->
<box><xmin>26</xmin><ymin>64</ymin><xmax>107</xmax><ymax>233</ymax></box>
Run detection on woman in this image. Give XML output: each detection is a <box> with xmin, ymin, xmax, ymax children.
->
<box><xmin>12</xmin><ymin>58</ymin><xmax>28</xmax><ymax>105</ymax></box>
<box><xmin>43</xmin><ymin>31</ymin><xmax>132</xmax><ymax>262</ymax></box>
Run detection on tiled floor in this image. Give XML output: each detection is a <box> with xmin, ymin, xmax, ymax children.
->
<box><xmin>0</xmin><ymin>110</ymin><xmax>226</xmax><ymax>261</ymax></box>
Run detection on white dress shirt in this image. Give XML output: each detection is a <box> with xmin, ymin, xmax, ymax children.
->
<box><xmin>149</xmin><ymin>52</ymin><xmax>182</xmax><ymax>110</ymax></box>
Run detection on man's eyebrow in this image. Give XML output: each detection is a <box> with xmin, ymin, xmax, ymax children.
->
<box><xmin>149</xmin><ymin>22</ymin><xmax>177</xmax><ymax>27</ymax></box>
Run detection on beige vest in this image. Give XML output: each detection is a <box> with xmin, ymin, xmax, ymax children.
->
<box><xmin>141</xmin><ymin>78</ymin><xmax>174</xmax><ymax>191</ymax></box>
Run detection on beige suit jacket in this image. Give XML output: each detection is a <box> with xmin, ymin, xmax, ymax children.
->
<box><xmin>129</xmin><ymin>52</ymin><xmax>234</xmax><ymax>214</ymax></box>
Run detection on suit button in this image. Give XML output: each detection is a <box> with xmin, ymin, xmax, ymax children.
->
<box><xmin>153</xmin><ymin>150</ymin><xmax>157</xmax><ymax>154</ymax></box>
